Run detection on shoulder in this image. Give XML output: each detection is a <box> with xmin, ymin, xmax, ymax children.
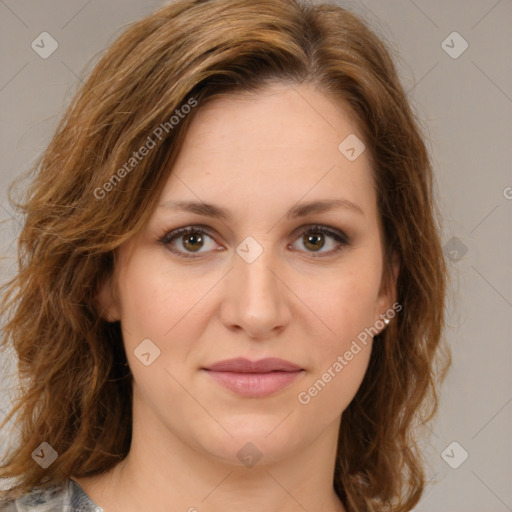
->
<box><xmin>0</xmin><ymin>483</ymin><xmax>66</xmax><ymax>511</ymax></box>
<box><xmin>0</xmin><ymin>479</ymin><xmax>102</xmax><ymax>512</ymax></box>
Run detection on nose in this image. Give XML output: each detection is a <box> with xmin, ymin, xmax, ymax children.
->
<box><xmin>220</xmin><ymin>243</ymin><xmax>292</xmax><ymax>339</ymax></box>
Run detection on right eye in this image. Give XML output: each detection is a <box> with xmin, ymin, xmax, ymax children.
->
<box><xmin>159</xmin><ymin>225</ymin><xmax>222</xmax><ymax>259</ymax></box>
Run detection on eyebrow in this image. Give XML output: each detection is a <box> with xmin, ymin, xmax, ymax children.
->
<box><xmin>158</xmin><ymin>198</ymin><xmax>365</xmax><ymax>219</ymax></box>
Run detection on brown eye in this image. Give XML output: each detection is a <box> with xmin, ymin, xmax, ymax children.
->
<box><xmin>291</xmin><ymin>225</ymin><xmax>350</xmax><ymax>257</ymax></box>
<box><xmin>303</xmin><ymin>232</ymin><xmax>326</xmax><ymax>252</ymax></box>
<box><xmin>181</xmin><ymin>232</ymin><xmax>205</xmax><ymax>252</ymax></box>
<box><xmin>160</xmin><ymin>226</ymin><xmax>219</xmax><ymax>258</ymax></box>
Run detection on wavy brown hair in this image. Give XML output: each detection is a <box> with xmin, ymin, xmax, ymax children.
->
<box><xmin>0</xmin><ymin>0</ymin><xmax>451</xmax><ymax>510</ymax></box>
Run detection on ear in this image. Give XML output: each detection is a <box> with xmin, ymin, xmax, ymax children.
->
<box><xmin>375</xmin><ymin>250</ymin><xmax>400</xmax><ymax>322</ymax></box>
<box><xmin>95</xmin><ymin>274</ymin><xmax>121</xmax><ymax>322</ymax></box>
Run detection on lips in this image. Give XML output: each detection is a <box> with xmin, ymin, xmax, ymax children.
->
<box><xmin>202</xmin><ymin>357</ymin><xmax>304</xmax><ymax>398</ymax></box>
<box><xmin>204</xmin><ymin>357</ymin><xmax>302</xmax><ymax>373</ymax></box>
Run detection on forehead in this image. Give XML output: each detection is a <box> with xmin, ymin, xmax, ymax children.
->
<box><xmin>158</xmin><ymin>83</ymin><xmax>377</xmax><ymax>224</ymax></box>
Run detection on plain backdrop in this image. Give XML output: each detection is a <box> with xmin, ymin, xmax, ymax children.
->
<box><xmin>0</xmin><ymin>1</ymin><xmax>511</xmax><ymax>510</ymax></box>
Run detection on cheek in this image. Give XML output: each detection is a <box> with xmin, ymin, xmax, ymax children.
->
<box><xmin>117</xmin><ymin>249</ymin><xmax>195</xmax><ymax>333</ymax></box>
<box><xmin>116</xmin><ymin>250</ymin><xmax>220</xmax><ymax>378</ymax></box>
<box><xmin>295</xmin><ymin>271</ymin><xmax>378</xmax><ymax>414</ymax></box>
<box><xmin>297</xmin><ymin>344</ymin><xmax>372</xmax><ymax>422</ymax></box>
<box><xmin>292</xmin><ymin>253</ymin><xmax>381</xmax><ymax>407</ymax></box>
<box><xmin>298</xmin><ymin>260</ymin><xmax>382</xmax><ymax>348</ymax></box>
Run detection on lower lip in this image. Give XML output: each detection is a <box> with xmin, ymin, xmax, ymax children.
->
<box><xmin>203</xmin><ymin>370</ymin><xmax>304</xmax><ymax>398</ymax></box>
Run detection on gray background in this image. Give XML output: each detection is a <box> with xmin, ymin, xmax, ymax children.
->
<box><xmin>0</xmin><ymin>0</ymin><xmax>511</xmax><ymax>510</ymax></box>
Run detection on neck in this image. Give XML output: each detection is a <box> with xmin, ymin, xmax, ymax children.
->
<box><xmin>73</xmin><ymin>393</ymin><xmax>346</xmax><ymax>512</ymax></box>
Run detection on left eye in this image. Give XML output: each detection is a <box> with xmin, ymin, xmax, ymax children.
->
<box><xmin>289</xmin><ymin>225</ymin><xmax>349</xmax><ymax>256</ymax></box>
<box><xmin>159</xmin><ymin>224</ymin><xmax>349</xmax><ymax>259</ymax></box>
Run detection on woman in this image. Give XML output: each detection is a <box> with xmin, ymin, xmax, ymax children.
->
<box><xmin>0</xmin><ymin>0</ymin><xmax>450</xmax><ymax>510</ymax></box>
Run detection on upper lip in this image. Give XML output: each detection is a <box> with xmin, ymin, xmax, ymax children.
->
<box><xmin>203</xmin><ymin>357</ymin><xmax>302</xmax><ymax>373</ymax></box>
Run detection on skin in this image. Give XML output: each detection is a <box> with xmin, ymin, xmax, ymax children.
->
<box><xmin>72</xmin><ymin>82</ymin><xmax>398</xmax><ymax>512</ymax></box>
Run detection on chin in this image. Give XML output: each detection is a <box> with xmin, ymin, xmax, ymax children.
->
<box><xmin>194</xmin><ymin>420</ymin><xmax>306</xmax><ymax>468</ymax></box>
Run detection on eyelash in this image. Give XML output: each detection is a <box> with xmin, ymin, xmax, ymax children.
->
<box><xmin>159</xmin><ymin>224</ymin><xmax>350</xmax><ymax>260</ymax></box>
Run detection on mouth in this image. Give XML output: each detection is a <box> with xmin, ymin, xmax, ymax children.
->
<box><xmin>201</xmin><ymin>357</ymin><xmax>305</xmax><ymax>398</ymax></box>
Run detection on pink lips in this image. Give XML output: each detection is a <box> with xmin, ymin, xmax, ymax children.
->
<box><xmin>202</xmin><ymin>357</ymin><xmax>304</xmax><ymax>398</ymax></box>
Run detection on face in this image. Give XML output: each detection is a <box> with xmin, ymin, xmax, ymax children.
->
<box><xmin>100</xmin><ymin>83</ymin><xmax>398</xmax><ymax>467</ymax></box>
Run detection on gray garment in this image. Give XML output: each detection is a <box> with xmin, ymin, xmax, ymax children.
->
<box><xmin>0</xmin><ymin>479</ymin><xmax>102</xmax><ymax>512</ymax></box>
